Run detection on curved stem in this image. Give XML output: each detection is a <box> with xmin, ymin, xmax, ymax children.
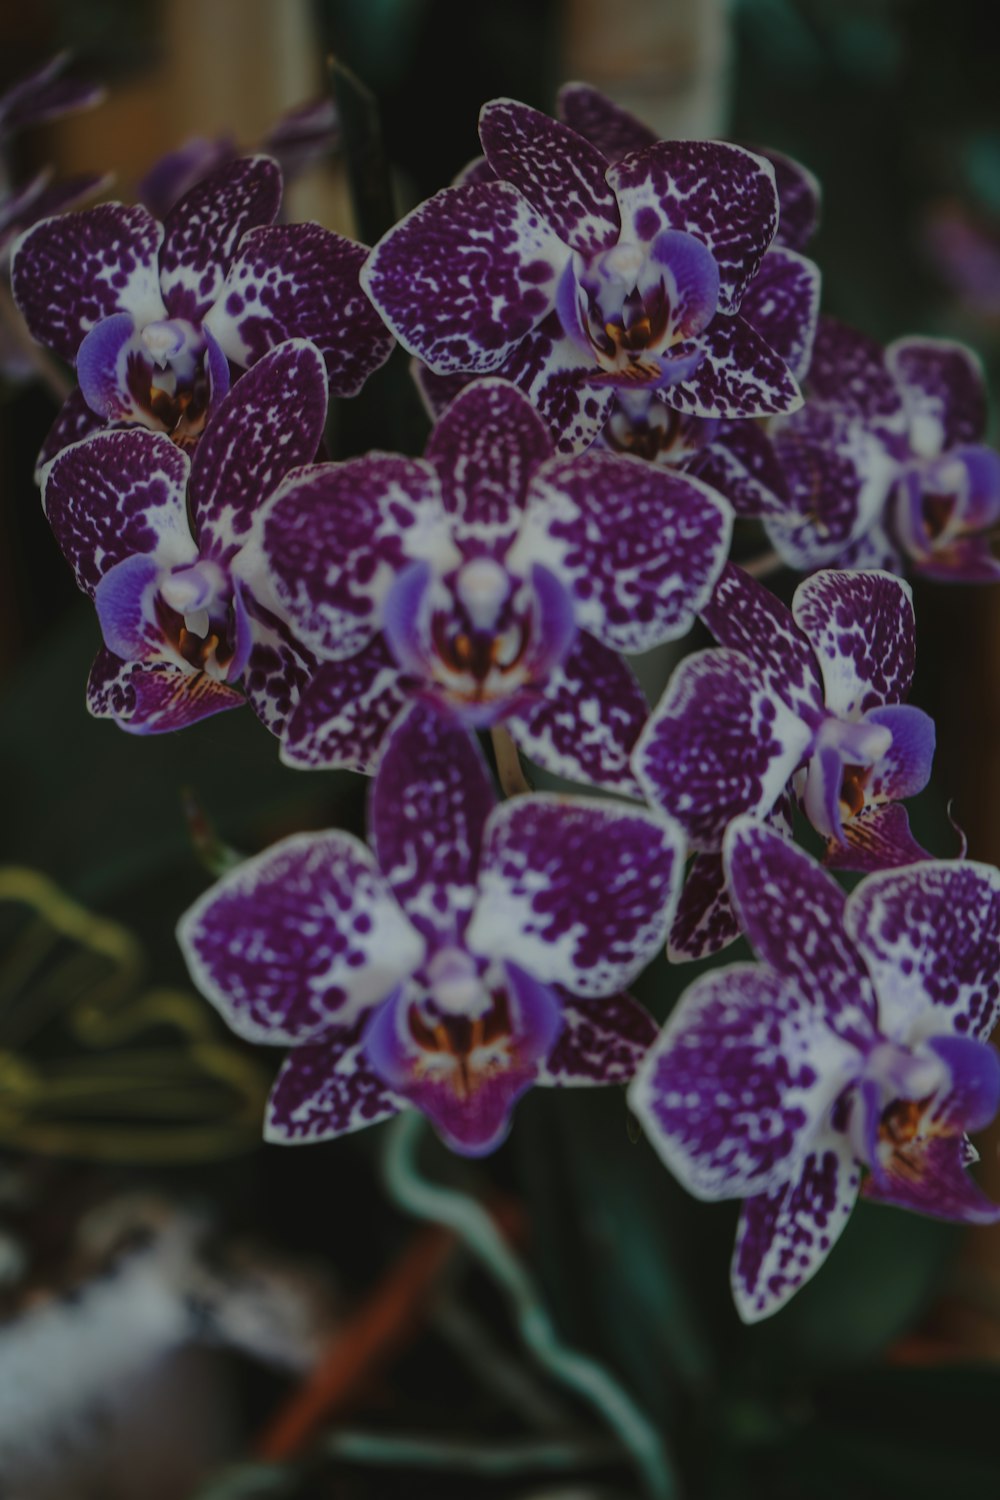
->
<box><xmin>738</xmin><ymin>548</ymin><xmax>784</xmax><ymax>581</ymax></box>
<box><xmin>490</xmin><ymin>726</ymin><xmax>533</xmax><ymax>798</ymax></box>
<box><xmin>382</xmin><ymin>1110</ymin><xmax>678</xmax><ymax>1499</ymax></box>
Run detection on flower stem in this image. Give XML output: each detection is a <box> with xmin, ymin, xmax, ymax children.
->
<box><xmin>382</xmin><ymin>1110</ymin><xmax>679</xmax><ymax>1499</ymax></box>
<box><xmin>490</xmin><ymin>726</ymin><xmax>533</xmax><ymax>798</ymax></box>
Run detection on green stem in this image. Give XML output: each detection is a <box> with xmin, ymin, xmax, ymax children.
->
<box><xmin>382</xmin><ymin>1110</ymin><xmax>680</xmax><ymax>1499</ymax></box>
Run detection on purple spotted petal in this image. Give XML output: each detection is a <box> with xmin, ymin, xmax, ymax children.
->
<box><xmin>731</xmin><ymin>1132</ymin><xmax>860</xmax><ymax>1322</ymax></box>
<box><xmin>12</xmin><ymin>203</ymin><xmax>166</xmax><ymax>362</ymax></box>
<box><xmin>265</xmin><ymin>1018</ymin><xmax>404</xmax><ymax>1145</ymax></box>
<box><xmin>281</xmin><ymin>640</ymin><xmax>408</xmax><ymax>772</ymax></box>
<box><xmin>511</xmin><ymin>451</ymin><xmax>731</xmax><ymax>652</ymax></box>
<box><xmin>807</xmin><ymin>317</ymin><xmax>904</xmax><ymax>429</ymax></box>
<box><xmin>425</xmin><ymin>378</ymin><xmax>553</xmax><ymax>554</ymax></box>
<box><xmin>508</xmin><ymin>631</ymin><xmax>648</xmax><ymax>794</ymax></box>
<box><xmin>249</xmin><ymin>454</ymin><xmax>442</xmax><ymax>659</ymax></box>
<box><xmin>555</xmin><ymin>83</ymin><xmax>657</xmax><ymax>164</ymax></box>
<box><xmin>86</xmin><ymin>648</ymin><xmax>242</xmax><ymax>733</ymax></box>
<box><xmin>844</xmin><ymin>861</ymin><xmax>1000</xmax><ymax>1042</ymax></box>
<box><xmin>241</xmin><ymin>617</ymin><xmax>315</xmax><ymax>738</ymax></box>
<box><xmin>824</xmin><ymin>803</ymin><xmax>934</xmax><ymax>874</ymax></box>
<box><xmin>361</xmin><ymin>181</ymin><xmax>566</xmax><ymax>375</ymax></box>
<box><xmin>363</xmin><ymin>967</ymin><xmax>560</xmax><ymax>1156</ymax></box>
<box><xmin>75</xmin><ymin>312</ymin><xmax>156</xmax><ymax>424</ymax></box>
<box><xmin>885</xmin><ymin>336</ymin><xmax>987</xmax><ymax>454</ymax></box>
<box><xmin>178</xmin><ymin>831</ymin><xmax>425</xmax><ymax>1046</ymax></box>
<box><xmin>371</xmin><ymin>703</ymin><xmax>497</xmax><ymax>947</ymax></box>
<box><xmin>684</xmin><ymin>419</ymin><xmax>788</xmax><ymax>518</ymax></box>
<box><xmin>725</xmin><ymin>818</ymin><xmax>879</xmax><ymax>1043</ymax></box>
<box><xmin>766</xmin><ymin>402</ymin><xmax>899</xmax><ymax>570</ymax></box>
<box><xmin>792</xmin><ymin>570</ymin><xmax>915</xmax><ymax>715</ymax></box>
<box><xmin>538</xmin><ymin>991</ymin><xmax>657</xmax><ymax>1086</ymax></box>
<box><xmin>758</xmin><ymin>148</ymin><xmax>821</xmax><ymax>253</ymax></box>
<box><xmin>667</xmin><ymin>314</ymin><xmax>802</xmax><ymax>420</ymax></box>
<box><xmin>466</xmin><ymin>794</ymin><xmax>683</xmax><ymax>998</ymax></box>
<box><xmin>206</xmin><ymin>224</ymin><xmax>393</xmax><ymax>395</ymax></box>
<box><xmin>495</xmin><ymin>313</ymin><xmax>616</xmax><ymax>452</ymax></box>
<box><xmin>191</xmin><ymin>339</ymin><xmax>327</xmax><ymax>559</ymax></box>
<box><xmin>41</xmin><ymin>429</ymin><xmax>193</xmax><ymax>595</ymax></box>
<box><xmin>35</xmin><ymin>389</ymin><xmax>105</xmax><ymax>474</ymax></box>
<box><xmin>159</xmin><ymin>155</ymin><xmax>281</xmax><ymax>321</ymax></box>
<box><xmin>630</xmin><ymin>965</ymin><xmax>859</xmax><ymax>1200</ymax></box>
<box><xmin>635</xmin><ymin>652</ymin><xmax>813</xmax><ymax>849</ymax></box>
<box><xmin>668</xmin><ymin>853</ymin><xmax>742</xmax><ymax>963</ymax></box>
<box><xmin>412</xmin><ymin>360</ymin><xmax>473</xmax><ymax>419</ymax></box>
<box><xmin>737</xmin><ymin>247</ymin><xmax>820</xmax><ymax>382</ymax></box>
<box><xmin>861</xmin><ymin>1131</ymin><xmax>1000</xmax><ymax>1224</ymax></box>
<box><xmin>609</xmin><ymin>141</ymin><xmax>778</xmax><ymax>315</ymax></box>
<box><xmin>479</xmin><ymin>98</ymin><xmax>620</xmax><ymax>257</ymax></box>
<box><xmin>137</xmin><ymin>137</ymin><xmax>234</xmax><ymax>220</ymax></box>
<box><xmin>700</xmin><ymin>563</ymin><xmax>824</xmax><ymax>723</ymax></box>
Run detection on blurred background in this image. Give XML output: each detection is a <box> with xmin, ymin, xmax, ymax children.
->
<box><xmin>1</xmin><ymin>2</ymin><xmax>1000</xmax><ymax>1496</ymax></box>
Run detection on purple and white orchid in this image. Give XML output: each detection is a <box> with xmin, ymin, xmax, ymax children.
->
<box><xmin>362</xmin><ymin>97</ymin><xmax>815</xmax><ymax>454</ymax></box>
<box><xmin>38</xmin><ymin>339</ymin><xmax>327</xmax><ymax>734</ymax></box>
<box><xmin>635</xmin><ymin>563</ymin><xmax>936</xmax><ymax>959</ymax></box>
<box><xmin>243</xmin><ymin>376</ymin><xmax>732</xmax><ymax>791</ymax></box>
<box><xmin>766</xmin><ymin>317</ymin><xmax>1000</xmax><ymax>581</ymax></box>
<box><xmin>630</xmin><ymin>817</ymin><xmax>1000</xmax><ymax>1321</ymax></box>
<box><xmin>178</xmin><ymin>704</ymin><xmax>684</xmax><ymax>1156</ymax></box>
<box><xmin>12</xmin><ymin>152</ymin><xmax>392</xmax><ymax>464</ymax></box>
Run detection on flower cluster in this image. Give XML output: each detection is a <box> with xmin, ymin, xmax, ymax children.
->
<box><xmin>12</xmin><ymin>76</ymin><xmax>1000</xmax><ymax>1322</ymax></box>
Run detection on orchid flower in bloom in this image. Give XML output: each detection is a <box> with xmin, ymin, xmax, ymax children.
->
<box><xmin>362</xmin><ymin>97</ymin><xmax>813</xmax><ymax>454</ymax></box>
<box><xmin>178</xmin><ymin>704</ymin><xmax>684</xmax><ymax>1156</ymax></box>
<box><xmin>550</xmin><ymin>81</ymin><xmax>820</xmax><ymax>518</ymax></box>
<box><xmin>629</xmin><ymin>817</ymin><xmax>1000</xmax><ymax>1321</ymax></box>
<box><xmin>634</xmin><ymin>564</ymin><xmax>936</xmax><ymax>958</ymax></box>
<box><xmin>765</xmin><ymin>317</ymin><xmax>1000</xmax><ymax>581</ymax></box>
<box><xmin>12</xmin><ymin>153</ymin><xmax>392</xmax><ymax>464</ymax></box>
<box><xmin>38</xmin><ymin>339</ymin><xmax>327</xmax><ymax>734</ymax></box>
<box><xmin>243</xmin><ymin>376</ymin><xmax>731</xmax><ymax>791</ymax></box>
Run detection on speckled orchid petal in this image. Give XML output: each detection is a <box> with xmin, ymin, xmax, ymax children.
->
<box><xmin>609</xmin><ymin>140</ymin><xmax>778</xmax><ymax>315</ymax></box>
<box><xmin>191</xmin><ymin>339</ymin><xmax>328</xmax><ymax>560</ymax></box>
<box><xmin>371</xmin><ymin>703</ymin><xmax>497</xmax><ymax>949</ymax></box>
<box><xmin>86</xmin><ymin>648</ymin><xmax>242</xmax><ymax>733</ymax></box>
<box><xmin>766</xmin><ymin>401</ymin><xmax>899</xmax><ymax>571</ymax></box>
<box><xmin>630</xmin><ymin>964</ymin><xmax>859</xmax><ymax>1200</ymax></box>
<box><xmin>807</xmin><ymin>317</ymin><xmax>905</xmax><ymax>429</ymax></box>
<box><xmin>35</xmin><ymin>388</ymin><xmax>105</xmax><ymax>476</ymax></box>
<box><xmin>885</xmin><ymin>336</ymin><xmax>988</xmax><ymax>455</ymax></box>
<box><xmin>425</xmin><ymin>378</ymin><xmax>553</xmax><ymax>555</ymax></box>
<box><xmin>159</xmin><ymin>155</ymin><xmax>281</xmax><ymax>322</ymax></box>
<box><xmin>538</xmin><ymin>990</ymin><xmax>657</xmax><ymax>1086</ymax></box>
<box><xmin>684</xmin><ymin>419</ymin><xmax>788</xmax><ymax>519</ymax></box>
<box><xmin>759</xmin><ymin>147</ymin><xmax>821</xmax><ymax>253</ymax></box>
<box><xmin>241</xmin><ymin>618</ymin><xmax>315</xmax><ymax>739</ymax></box>
<box><xmin>41</xmin><ymin>428</ymin><xmax>194</xmax><ymax>596</ymax></box>
<box><xmin>731</xmin><ymin>1131</ymin><xmax>860</xmax><ymax>1322</ymax></box>
<box><xmin>206</xmin><ymin>223</ymin><xmax>394</xmax><ymax>395</ymax></box>
<box><xmin>12</xmin><ymin>202</ymin><xmax>166</xmax><ymax>361</ymax></box>
<box><xmin>280</xmin><ymin>640</ymin><xmax>409</xmax><ymax>773</ymax></box>
<box><xmin>792</xmin><ymin>570</ymin><xmax>916</xmax><ymax>715</ymax></box>
<box><xmin>634</xmin><ymin>650</ymin><xmax>813</xmax><ymax>850</ymax></box>
<box><xmin>466</xmin><ymin>794</ymin><xmax>683</xmax><ymax>998</ymax></box>
<box><xmin>511</xmin><ymin>450</ymin><xmax>731</xmax><ymax>653</ymax></box>
<box><xmin>555</xmin><ymin>82</ymin><xmax>657</xmax><ymax>164</ymax></box>
<box><xmin>265</xmin><ymin>1015</ymin><xmax>405</xmax><ymax>1145</ymax></box>
<box><xmin>248</xmin><ymin>454</ymin><xmax>445</xmax><ymax>660</ymax></box>
<box><xmin>666</xmin><ymin>313</ymin><xmax>802</xmax><ymax>420</ymax></box>
<box><xmin>507</xmin><ymin>630</ymin><xmax>649</xmax><ymax>794</ymax></box>
<box><xmin>844</xmin><ymin>861</ymin><xmax>1000</xmax><ymax>1043</ymax></box>
<box><xmin>668</xmin><ymin>853</ymin><xmax>742</xmax><ymax>963</ymax></box>
<box><xmin>178</xmin><ymin>831</ymin><xmax>425</xmax><ymax>1047</ymax></box>
<box><xmin>737</xmin><ymin>246</ymin><xmax>820</xmax><ymax>382</ymax></box>
<box><xmin>497</xmin><ymin>312</ymin><xmax>617</xmax><ymax>453</ymax></box>
<box><xmin>479</xmin><ymin>97</ymin><xmax>621</xmax><ymax>257</ymax></box>
<box><xmin>360</xmin><ymin>180</ymin><xmax>567</xmax><ymax>375</ymax></box>
<box><xmin>700</xmin><ymin>563</ymin><xmax>824</xmax><ymax>723</ymax></box>
<box><xmin>363</xmin><ymin>966</ymin><xmax>561</xmax><ymax>1157</ymax></box>
<box><xmin>725</xmin><ymin>818</ymin><xmax>879</xmax><ymax>1043</ymax></box>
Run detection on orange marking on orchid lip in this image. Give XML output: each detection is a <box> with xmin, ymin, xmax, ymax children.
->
<box><xmin>839</xmin><ymin>763</ymin><xmax>870</xmax><ymax>821</ymax></box>
<box><xmin>923</xmin><ymin>493</ymin><xmax>954</xmax><ymax>541</ymax></box>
